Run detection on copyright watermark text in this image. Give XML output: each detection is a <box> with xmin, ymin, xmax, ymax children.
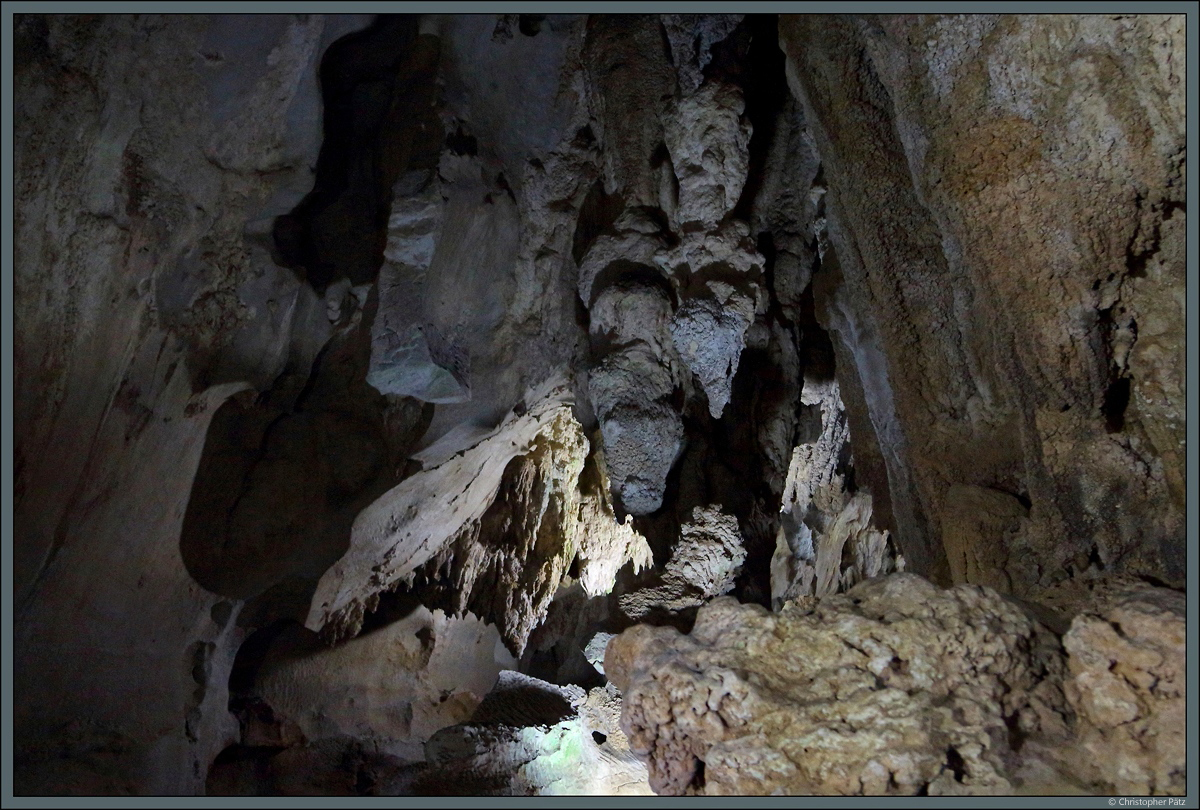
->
<box><xmin>1109</xmin><ymin>800</ymin><xmax>1188</xmax><ymax>806</ymax></box>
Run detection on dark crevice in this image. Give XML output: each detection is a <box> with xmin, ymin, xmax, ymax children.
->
<box><xmin>271</xmin><ymin>15</ymin><xmax>442</xmax><ymax>294</ymax></box>
<box><xmin>1094</xmin><ymin>302</ymin><xmax>1135</xmax><ymax>434</ymax></box>
<box><xmin>1004</xmin><ymin>712</ymin><xmax>1028</xmax><ymax>753</ymax></box>
<box><xmin>797</xmin><ymin>282</ymin><xmax>837</xmax><ymax>382</ymax></box>
<box><xmin>1123</xmin><ymin>192</ymin><xmax>1172</xmax><ymax>279</ymax></box>
<box><xmin>182</xmin><ymin>297</ymin><xmax>430</xmax><ymax>608</ymax></box>
<box><xmin>207</xmin><ymin>745</ymin><xmax>283</xmax><ymax>796</ymax></box>
<box><xmin>13</xmin><ymin>14</ymin><xmax>52</xmax><ymax>69</ymax></box>
<box><xmin>354</xmin><ymin>767</ymin><xmax>375</xmax><ymax>795</ymax></box>
<box><xmin>1102</xmin><ymin>376</ymin><xmax>1131</xmax><ymax>433</ymax></box>
<box><xmin>835</xmin><ymin>440</ymin><xmax>857</xmax><ymax>494</ymax></box>
<box><xmin>726</xmin><ymin>15</ymin><xmax>788</xmax><ymax>223</ymax></box>
<box><xmin>586</xmin><ymin>261</ymin><xmax>675</xmax><ymax>310</ymax></box>
<box><xmin>945</xmin><ymin>747</ymin><xmax>966</xmax><ymax>783</ymax></box>
<box><xmin>356</xmin><ymin>586</ymin><xmax>425</xmax><ymax>638</ymax></box>
<box><xmin>649</xmin><ymin>141</ymin><xmax>671</xmax><ymax>169</ymax></box>
<box><xmin>495</xmin><ymin>172</ymin><xmax>516</xmax><ymax>204</ymax></box>
<box><xmin>228</xmin><ymin>620</ymin><xmax>302</xmax><ymax>703</ymax></box>
<box><xmin>573</xmin><ymin>291</ymin><xmax>592</xmax><ymax>334</ymax></box>
<box><xmin>1135</xmin><ymin>573</ymin><xmax>1175</xmax><ymax>590</ymax></box>
<box><xmin>445</xmin><ymin>124</ymin><xmax>478</xmax><ymax>156</ymax></box>
<box><xmin>619</xmin><ymin>15</ymin><xmax>804</xmax><ymax>605</ymax></box>
<box><xmin>715</xmin><ymin>334</ymin><xmax>797</xmax><ymax>608</ymax></box>
<box><xmin>658</xmin><ymin>16</ymin><xmax>676</xmax><ymax>69</ymax></box>
<box><xmin>572</xmin><ymin>179</ymin><xmax>625</xmax><ymax>266</ymax></box>
<box><xmin>573</xmin><ymin>124</ymin><xmax>597</xmax><ymax>148</ymax></box>
<box><xmin>518</xmin><ymin>14</ymin><xmax>545</xmax><ymax>37</ymax></box>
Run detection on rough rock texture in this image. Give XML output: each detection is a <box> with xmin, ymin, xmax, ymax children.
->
<box><xmin>306</xmin><ymin>382</ymin><xmax>649</xmax><ymax>656</ymax></box>
<box><xmin>575</xmin><ymin>14</ymin><xmax>777</xmax><ymax>514</ymax></box>
<box><xmin>940</xmin><ymin>484</ymin><xmax>1029</xmax><ymax>595</ymax></box>
<box><xmin>619</xmin><ymin>506</ymin><xmax>747</xmax><ymax>620</ymax></box>
<box><xmin>779</xmin><ymin>14</ymin><xmax>1187</xmax><ymax>590</ymax></box>
<box><xmin>608</xmin><ymin>573</ymin><xmax>1076</xmax><ymax>795</ymax></box>
<box><xmin>661</xmin><ymin>14</ymin><xmax>744</xmax><ymax>96</ymax></box>
<box><xmin>584</xmin><ymin>260</ymin><xmax>686</xmax><ymax>515</ymax></box>
<box><xmin>772</xmin><ymin>491</ymin><xmax>901</xmax><ymax>608</ymax></box>
<box><xmin>1061</xmin><ymin>582</ymin><xmax>1186</xmax><ymax>795</ymax></box>
<box><xmin>609</xmin><ymin>572</ymin><xmax>1188</xmax><ymax>796</ymax></box>
<box><xmin>771</xmin><ymin>376</ymin><xmax>903</xmax><ymax>608</ymax></box>
<box><xmin>664</xmin><ymin>82</ymin><xmax>752</xmax><ymax>229</ymax></box>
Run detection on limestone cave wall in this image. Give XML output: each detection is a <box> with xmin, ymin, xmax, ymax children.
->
<box><xmin>11</xmin><ymin>12</ymin><xmax>1188</xmax><ymax>797</ymax></box>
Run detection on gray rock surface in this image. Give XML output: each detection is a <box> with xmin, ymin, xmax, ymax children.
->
<box><xmin>13</xmin><ymin>14</ymin><xmax>372</xmax><ymax>795</ymax></box>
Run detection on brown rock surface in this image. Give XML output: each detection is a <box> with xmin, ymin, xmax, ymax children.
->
<box><xmin>1062</xmin><ymin>581</ymin><xmax>1186</xmax><ymax>795</ymax></box>
<box><xmin>608</xmin><ymin>571</ymin><xmax>1187</xmax><ymax>796</ymax></box>
<box><xmin>779</xmin><ymin>14</ymin><xmax>1186</xmax><ymax>590</ymax></box>
<box><xmin>608</xmin><ymin>573</ymin><xmax>1072</xmax><ymax>795</ymax></box>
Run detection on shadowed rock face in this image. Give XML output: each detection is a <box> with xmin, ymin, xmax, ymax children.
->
<box><xmin>13</xmin><ymin>12</ymin><xmax>1186</xmax><ymax>798</ymax></box>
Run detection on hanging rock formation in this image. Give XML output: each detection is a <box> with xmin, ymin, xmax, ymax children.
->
<box><xmin>12</xmin><ymin>10</ymin><xmax>1188</xmax><ymax>799</ymax></box>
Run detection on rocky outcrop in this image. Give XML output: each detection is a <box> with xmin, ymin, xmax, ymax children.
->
<box><xmin>1062</xmin><ymin>581</ymin><xmax>1186</xmax><ymax>795</ymax></box>
<box><xmin>253</xmin><ymin>607</ymin><xmax>516</xmax><ymax>760</ymax></box>
<box><xmin>608</xmin><ymin>571</ymin><xmax>1187</xmax><ymax>796</ymax></box>
<box><xmin>582</xmin><ymin>219</ymin><xmax>686</xmax><ymax>515</ymax></box>
<box><xmin>771</xmin><ymin>375</ymin><xmax>903</xmax><ymax>608</ymax></box>
<box><xmin>608</xmin><ymin>573</ymin><xmax>1077</xmax><ymax>795</ymax></box>
<box><xmin>772</xmin><ymin>491</ymin><xmax>901</xmax><ymax>608</ymax></box>
<box><xmin>305</xmin><ymin>380</ymin><xmax>650</xmax><ymax>655</ymax></box>
<box><xmin>619</xmin><ymin>506</ymin><xmax>746</xmax><ymax>620</ymax></box>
